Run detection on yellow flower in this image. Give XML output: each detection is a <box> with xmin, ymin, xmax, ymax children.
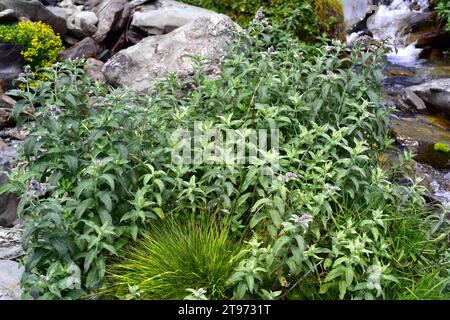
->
<box><xmin>0</xmin><ymin>20</ymin><xmax>63</xmax><ymax>78</ymax></box>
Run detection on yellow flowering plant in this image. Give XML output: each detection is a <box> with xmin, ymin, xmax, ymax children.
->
<box><xmin>0</xmin><ymin>21</ymin><xmax>64</xmax><ymax>77</ymax></box>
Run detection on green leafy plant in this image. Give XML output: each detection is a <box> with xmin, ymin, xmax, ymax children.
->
<box><xmin>182</xmin><ymin>0</ymin><xmax>346</xmax><ymax>42</ymax></box>
<box><xmin>3</xmin><ymin>12</ymin><xmax>448</xmax><ymax>300</ymax></box>
<box><xmin>437</xmin><ymin>0</ymin><xmax>450</xmax><ymax>33</ymax></box>
<box><xmin>101</xmin><ymin>216</ymin><xmax>242</xmax><ymax>300</ymax></box>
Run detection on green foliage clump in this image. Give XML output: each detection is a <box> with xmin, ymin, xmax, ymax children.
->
<box><xmin>434</xmin><ymin>142</ymin><xmax>449</xmax><ymax>152</ymax></box>
<box><xmin>182</xmin><ymin>0</ymin><xmax>345</xmax><ymax>42</ymax></box>
<box><xmin>3</xmin><ymin>15</ymin><xmax>449</xmax><ymax>300</ymax></box>
<box><xmin>437</xmin><ymin>0</ymin><xmax>450</xmax><ymax>33</ymax></box>
<box><xmin>102</xmin><ymin>216</ymin><xmax>242</xmax><ymax>300</ymax></box>
<box><xmin>0</xmin><ymin>21</ymin><xmax>63</xmax><ymax>73</ymax></box>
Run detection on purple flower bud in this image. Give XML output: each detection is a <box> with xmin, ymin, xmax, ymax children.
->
<box><xmin>283</xmin><ymin>172</ymin><xmax>298</xmax><ymax>182</ymax></box>
<box><xmin>255</xmin><ymin>7</ymin><xmax>264</xmax><ymax>20</ymax></box>
<box><xmin>291</xmin><ymin>214</ymin><xmax>313</xmax><ymax>229</ymax></box>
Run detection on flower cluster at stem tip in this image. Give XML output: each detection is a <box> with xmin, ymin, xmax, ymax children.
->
<box><xmin>0</xmin><ymin>20</ymin><xmax>64</xmax><ymax>82</ymax></box>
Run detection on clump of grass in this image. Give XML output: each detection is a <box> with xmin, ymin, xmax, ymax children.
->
<box><xmin>101</xmin><ymin>216</ymin><xmax>242</xmax><ymax>300</ymax></box>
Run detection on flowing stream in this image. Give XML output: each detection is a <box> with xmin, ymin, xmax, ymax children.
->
<box><xmin>347</xmin><ymin>0</ymin><xmax>450</xmax><ymax>207</ymax></box>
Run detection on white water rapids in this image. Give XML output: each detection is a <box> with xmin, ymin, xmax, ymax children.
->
<box><xmin>347</xmin><ymin>0</ymin><xmax>429</xmax><ymax>67</ymax></box>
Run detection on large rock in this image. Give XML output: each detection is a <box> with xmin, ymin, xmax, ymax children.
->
<box><xmin>396</xmin><ymin>88</ymin><xmax>427</xmax><ymax>113</ymax></box>
<box><xmin>407</xmin><ymin>79</ymin><xmax>450</xmax><ymax>116</ymax></box>
<box><xmin>75</xmin><ymin>10</ymin><xmax>98</xmax><ymax>25</ymax></box>
<box><xmin>131</xmin><ymin>0</ymin><xmax>217</xmax><ymax>36</ymax></box>
<box><xmin>0</xmin><ymin>0</ymin><xmax>67</xmax><ymax>36</ymax></box>
<box><xmin>0</xmin><ymin>226</ymin><xmax>22</xmax><ymax>260</ymax></box>
<box><xmin>59</xmin><ymin>36</ymin><xmax>98</xmax><ymax>60</ymax></box>
<box><xmin>390</xmin><ymin>114</ymin><xmax>450</xmax><ymax>153</ymax></box>
<box><xmin>93</xmin><ymin>0</ymin><xmax>127</xmax><ymax>43</ymax></box>
<box><xmin>0</xmin><ymin>142</ymin><xmax>18</xmax><ymax>228</ymax></box>
<box><xmin>103</xmin><ymin>14</ymin><xmax>241</xmax><ymax>91</ymax></box>
<box><xmin>66</xmin><ymin>14</ymin><xmax>97</xmax><ymax>39</ymax></box>
<box><xmin>0</xmin><ymin>43</ymin><xmax>24</xmax><ymax>90</ymax></box>
<box><xmin>341</xmin><ymin>0</ymin><xmax>374</xmax><ymax>31</ymax></box>
<box><xmin>83</xmin><ymin>58</ymin><xmax>105</xmax><ymax>82</ymax></box>
<box><xmin>0</xmin><ymin>260</ymin><xmax>24</xmax><ymax>300</ymax></box>
<box><xmin>0</xmin><ymin>93</ymin><xmax>15</xmax><ymax>129</ymax></box>
<box><xmin>416</xmin><ymin>29</ymin><xmax>450</xmax><ymax>50</ymax></box>
<box><xmin>0</xmin><ymin>8</ymin><xmax>18</xmax><ymax>24</ymax></box>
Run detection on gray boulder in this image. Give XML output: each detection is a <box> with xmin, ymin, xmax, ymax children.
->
<box><xmin>59</xmin><ymin>36</ymin><xmax>98</xmax><ymax>60</ymax></box>
<box><xmin>341</xmin><ymin>0</ymin><xmax>375</xmax><ymax>31</ymax></box>
<box><xmin>0</xmin><ymin>93</ymin><xmax>15</xmax><ymax>129</ymax></box>
<box><xmin>93</xmin><ymin>0</ymin><xmax>127</xmax><ymax>43</ymax></box>
<box><xmin>0</xmin><ymin>260</ymin><xmax>24</xmax><ymax>300</ymax></box>
<box><xmin>396</xmin><ymin>88</ymin><xmax>427</xmax><ymax>113</ymax></box>
<box><xmin>0</xmin><ymin>9</ymin><xmax>18</xmax><ymax>24</ymax></box>
<box><xmin>74</xmin><ymin>10</ymin><xmax>98</xmax><ymax>25</ymax></box>
<box><xmin>0</xmin><ymin>0</ymin><xmax>67</xmax><ymax>35</ymax></box>
<box><xmin>408</xmin><ymin>79</ymin><xmax>450</xmax><ymax>116</ymax></box>
<box><xmin>131</xmin><ymin>0</ymin><xmax>217</xmax><ymax>36</ymax></box>
<box><xmin>66</xmin><ymin>14</ymin><xmax>97</xmax><ymax>39</ymax></box>
<box><xmin>83</xmin><ymin>58</ymin><xmax>105</xmax><ymax>82</ymax></box>
<box><xmin>0</xmin><ymin>226</ymin><xmax>22</xmax><ymax>260</ymax></box>
<box><xmin>103</xmin><ymin>14</ymin><xmax>241</xmax><ymax>91</ymax></box>
<box><xmin>0</xmin><ymin>43</ymin><xmax>24</xmax><ymax>90</ymax></box>
<box><xmin>0</xmin><ymin>142</ymin><xmax>18</xmax><ymax>228</ymax></box>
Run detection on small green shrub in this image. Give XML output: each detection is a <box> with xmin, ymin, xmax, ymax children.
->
<box><xmin>3</xmin><ymin>13</ymin><xmax>448</xmax><ymax>300</ymax></box>
<box><xmin>102</xmin><ymin>216</ymin><xmax>242</xmax><ymax>300</ymax></box>
<box><xmin>437</xmin><ymin>0</ymin><xmax>450</xmax><ymax>33</ymax></box>
<box><xmin>0</xmin><ymin>21</ymin><xmax>63</xmax><ymax>75</ymax></box>
<box><xmin>182</xmin><ymin>0</ymin><xmax>346</xmax><ymax>42</ymax></box>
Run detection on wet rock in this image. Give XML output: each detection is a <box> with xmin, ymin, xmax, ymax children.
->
<box><xmin>418</xmin><ymin>47</ymin><xmax>446</xmax><ymax>61</ymax></box>
<box><xmin>390</xmin><ymin>114</ymin><xmax>450</xmax><ymax>153</ymax></box>
<box><xmin>0</xmin><ymin>93</ymin><xmax>15</xmax><ymax>129</ymax></box>
<box><xmin>0</xmin><ymin>0</ymin><xmax>67</xmax><ymax>36</ymax></box>
<box><xmin>59</xmin><ymin>36</ymin><xmax>98</xmax><ymax>60</ymax></box>
<box><xmin>408</xmin><ymin>79</ymin><xmax>450</xmax><ymax>116</ymax></box>
<box><xmin>387</xmin><ymin>69</ymin><xmax>414</xmax><ymax>77</ymax></box>
<box><xmin>409</xmin><ymin>11</ymin><xmax>437</xmax><ymax>32</ymax></box>
<box><xmin>93</xmin><ymin>0</ymin><xmax>126</xmax><ymax>43</ymax></box>
<box><xmin>0</xmin><ymin>9</ymin><xmax>18</xmax><ymax>24</ymax></box>
<box><xmin>0</xmin><ymin>226</ymin><xmax>22</xmax><ymax>260</ymax></box>
<box><xmin>429</xmin><ymin>66</ymin><xmax>450</xmax><ymax>77</ymax></box>
<box><xmin>416</xmin><ymin>29</ymin><xmax>450</xmax><ymax>50</ymax></box>
<box><xmin>103</xmin><ymin>14</ymin><xmax>241</xmax><ymax>91</ymax></box>
<box><xmin>414</xmin><ymin>162</ymin><xmax>450</xmax><ymax>208</ymax></box>
<box><xmin>396</xmin><ymin>88</ymin><xmax>427</xmax><ymax>113</ymax></box>
<box><xmin>0</xmin><ymin>43</ymin><xmax>24</xmax><ymax>90</ymax></box>
<box><xmin>415</xmin><ymin>143</ymin><xmax>450</xmax><ymax>169</ymax></box>
<box><xmin>131</xmin><ymin>0</ymin><xmax>217</xmax><ymax>36</ymax></box>
<box><xmin>341</xmin><ymin>0</ymin><xmax>375</xmax><ymax>31</ymax></box>
<box><xmin>83</xmin><ymin>58</ymin><xmax>105</xmax><ymax>82</ymax></box>
<box><xmin>0</xmin><ymin>260</ymin><xmax>24</xmax><ymax>300</ymax></box>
